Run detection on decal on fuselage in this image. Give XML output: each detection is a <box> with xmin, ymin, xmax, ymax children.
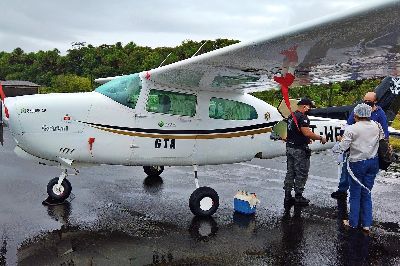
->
<box><xmin>21</xmin><ymin>108</ymin><xmax>46</xmax><ymax>114</ymax></box>
<box><xmin>155</xmin><ymin>138</ymin><xmax>176</xmax><ymax>149</ymax></box>
<box><xmin>158</xmin><ymin>121</ymin><xmax>176</xmax><ymax>128</ymax></box>
<box><xmin>309</xmin><ymin>125</ymin><xmax>341</xmax><ymax>142</ymax></box>
<box><xmin>42</xmin><ymin>125</ymin><xmax>69</xmax><ymax>132</ymax></box>
<box><xmin>390</xmin><ymin>77</ymin><xmax>400</xmax><ymax>95</ymax></box>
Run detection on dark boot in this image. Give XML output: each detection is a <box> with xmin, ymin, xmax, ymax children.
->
<box><xmin>331</xmin><ymin>190</ymin><xmax>348</xmax><ymax>199</ymax></box>
<box><xmin>294</xmin><ymin>193</ymin><xmax>310</xmax><ymax>206</ymax></box>
<box><xmin>284</xmin><ymin>191</ymin><xmax>294</xmax><ymax>205</ymax></box>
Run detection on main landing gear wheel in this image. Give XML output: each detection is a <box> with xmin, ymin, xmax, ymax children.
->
<box><xmin>143</xmin><ymin>166</ymin><xmax>164</xmax><ymax>177</ymax></box>
<box><xmin>189</xmin><ymin>186</ymin><xmax>219</xmax><ymax>217</ymax></box>
<box><xmin>47</xmin><ymin>177</ymin><xmax>72</xmax><ymax>201</ymax></box>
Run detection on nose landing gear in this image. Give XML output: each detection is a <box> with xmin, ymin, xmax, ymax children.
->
<box><xmin>45</xmin><ymin>169</ymin><xmax>77</xmax><ymax>204</ymax></box>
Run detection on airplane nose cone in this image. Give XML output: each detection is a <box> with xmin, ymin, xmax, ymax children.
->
<box><xmin>1</xmin><ymin>99</ymin><xmax>9</xmax><ymax>126</ymax></box>
<box><xmin>3</xmin><ymin>97</ymin><xmax>22</xmax><ymax>136</ymax></box>
<box><xmin>2</xmin><ymin>98</ymin><xmax>10</xmax><ymax>125</ymax></box>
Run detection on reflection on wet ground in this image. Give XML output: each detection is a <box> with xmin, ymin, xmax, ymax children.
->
<box><xmin>143</xmin><ymin>175</ymin><xmax>164</xmax><ymax>194</ymax></box>
<box><xmin>16</xmin><ymin>189</ymin><xmax>400</xmax><ymax>265</ymax></box>
<box><xmin>0</xmin><ymin>128</ymin><xmax>400</xmax><ymax>265</ymax></box>
<box><xmin>0</xmin><ymin>235</ymin><xmax>6</xmax><ymax>266</ymax></box>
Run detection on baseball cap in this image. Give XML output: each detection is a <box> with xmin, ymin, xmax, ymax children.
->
<box><xmin>354</xmin><ymin>103</ymin><xmax>372</xmax><ymax>118</ymax></box>
<box><xmin>297</xmin><ymin>98</ymin><xmax>315</xmax><ymax>107</ymax></box>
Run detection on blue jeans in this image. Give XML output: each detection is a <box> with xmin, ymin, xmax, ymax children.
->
<box><xmin>348</xmin><ymin>157</ymin><xmax>379</xmax><ymax>228</ymax></box>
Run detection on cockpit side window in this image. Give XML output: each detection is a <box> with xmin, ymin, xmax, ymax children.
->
<box><xmin>95</xmin><ymin>74</ymin><xmax>142</xmax><ymax>109</ymax></box>
<box><xmin>209</xmin><ymin>97</ymin><xmax>258</xmax><ymax>120</ymax></box>
<box><xmin>146</xmin><ymin>89</ymin><xmax>197</xmax><ymax>117</ymax></box>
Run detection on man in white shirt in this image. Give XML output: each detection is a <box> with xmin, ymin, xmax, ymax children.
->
<box><xmin>332</xmin><ymin>103</ymin><xmax>384</xmax><ymax>232</ymax></box>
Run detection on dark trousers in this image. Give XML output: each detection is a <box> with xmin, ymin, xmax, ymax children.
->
<box><xmin>338</xmin><ymin>154</ymin><xmax>350</xmax><ymax>192</ymax></box>
<box><xmin>284</xmin><ymin>146</ymin><xmax>311</xmax><ymax>194</ymax></box>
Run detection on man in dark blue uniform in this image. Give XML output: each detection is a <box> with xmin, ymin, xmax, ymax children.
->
<box><xmin>285</xmin><ymin>98</ymin><xmax>327</xmax><ymax>205</ymax></box>
<box><xmin>331</xmin><ymin>91</ymin><xmax>389</xmax><ymax>199</ymax></box>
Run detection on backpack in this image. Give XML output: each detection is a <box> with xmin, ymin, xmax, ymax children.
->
<box><xmin>378</xmin><ymin>138</ymin><xmax>396</xmax><ymax>170</ymax></box>
<box><xmin>373</xmin><ymin>121</ymin><xmax>396</xmax><ymax>170</ymax></box>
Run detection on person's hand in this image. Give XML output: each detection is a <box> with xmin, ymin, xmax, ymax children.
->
<box><xmin>336</xmin><ymin>136</ymin><xmax>342</xmax><ymax>141</ymax></box>
<box><xmin>320</xmin><ymin>137</ymin><xmax>327</xmax><ymax>144</ymax></box>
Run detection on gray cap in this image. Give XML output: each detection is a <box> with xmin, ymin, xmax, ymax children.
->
<box><xmin>354</xmin><ymin>103</ymin><xmax>372</xmax><ymax>118</ymax></box>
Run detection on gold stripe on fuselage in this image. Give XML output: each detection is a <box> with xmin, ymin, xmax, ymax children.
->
<box><xmin>93</xmin><ymin>126</ymin><xmax>272</xmax><ymax>139</ymax></box>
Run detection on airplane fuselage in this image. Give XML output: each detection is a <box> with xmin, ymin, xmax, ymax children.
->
<box><xmin>3</xmin><ymin>73</ymin><xmax>343</xmax><ymax>168</ymax></box>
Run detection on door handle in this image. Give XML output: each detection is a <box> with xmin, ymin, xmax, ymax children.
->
<box><xmin>135</xmin><ymin>114</ymin><xmax>147</xmax><ymax>118</ymax></box>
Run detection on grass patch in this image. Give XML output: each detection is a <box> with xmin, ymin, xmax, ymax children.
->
<box><xmin>390</xmin><ymin>137</ymin><xmax>400</xmax><ymax>152</ymax></box>
<box><xmin>390</xmin><ymin>114</ymin><xmax>400</xmax><ymax>151</ymax></box>
<box><xmin>391</xmin><ymin>114</ymin><xmax>400</xmax><ymax>130</ymax></box>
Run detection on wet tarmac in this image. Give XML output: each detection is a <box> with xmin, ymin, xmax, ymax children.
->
<box><xmin>1</xmin><ymin>128</ymin><xmax>400</xmax><ymax>265</ymax></box>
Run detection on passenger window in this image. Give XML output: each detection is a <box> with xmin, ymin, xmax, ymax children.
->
<box><xmin>146</xmin><ymin>89</ymin><xmax>197</xmax><ymax>117</ymax></box>
<box><xmin>95</xmin><ymin>74</ymin><xmax>142</xmax><ymax>109</ymax></box>
<box><xmin>209</xmin><ymin>97</ymin><xmax>258</xmax><ymax>120</ymax></box>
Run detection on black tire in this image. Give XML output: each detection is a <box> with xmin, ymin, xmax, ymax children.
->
<box><xmin>189</xmin><ymin>187</ymin><xmax>219</xmax><ymax>216</ymax></box>
<box><xmin>143</xmin><ymin>166</ymin><xmax>164</xmax><ymax>177</ymax></box>
<box><xmin>47</xmin><ymin>177</ymin><xmax>72</xmax><ymax>201</ymax></box>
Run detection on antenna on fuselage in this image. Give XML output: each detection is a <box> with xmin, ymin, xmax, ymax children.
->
<box><xmin>158</xmin><ymin>52</ymin><xmax>172</xmax><ymax>68</ymax></box>
<box><xmin>192</xmin><ymin>41</ymin><xmax>208</xmax><ymax>58</ymax></box>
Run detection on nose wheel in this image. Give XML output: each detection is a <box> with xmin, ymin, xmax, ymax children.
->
<box><xmin>46</xmin><ymin>169</ymin><xmax>76</xmax><ymax>202</ymax></box>
<box><xmin>47</xmin><ymin>177</ymin><xmax>72</xmax><ymax>201</ymax></box>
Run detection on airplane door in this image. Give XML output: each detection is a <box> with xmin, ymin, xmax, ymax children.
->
<box><xmin>130</xmin><ymin>88</ymin><xmax>198</xmax><ymax>165</ymax></box>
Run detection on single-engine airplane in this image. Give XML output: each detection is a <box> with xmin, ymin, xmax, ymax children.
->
<box><xmin>1</xmin><ymin>0</ymin><xmax>400</xmax><ymax>216</ymax></box>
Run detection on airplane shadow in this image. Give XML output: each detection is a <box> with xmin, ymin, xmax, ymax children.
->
<box><xmin>336</xmin><ymin>198</ymin><xmax>371</xmax><ymax>265</ymax></box>
<box><xmin>143</xmin><ymin>175</ymin><xmax>164</xmax><ymax>194</ymax></box>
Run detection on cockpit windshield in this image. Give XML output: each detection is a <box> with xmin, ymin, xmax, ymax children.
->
<box><xmin>95</xmin><ymin>74</ymin><xmax>142</xmax><ymax>109</ymax></box>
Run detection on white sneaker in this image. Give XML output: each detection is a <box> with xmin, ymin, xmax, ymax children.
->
<box><xmin>362</xmin><ymin>227</ymin><xmax>370</xmax><ymax>233</ymax></box>
<box><xmin>342</xmin><ymin>220</ymin><xmax>356</xmax><ymax>229</ymax></box>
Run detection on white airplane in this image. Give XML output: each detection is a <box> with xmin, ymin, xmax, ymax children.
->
<box><xmin>1</xmin><ymin>0</ymin><xmax>400</xmax><ymax>216</ymax></box>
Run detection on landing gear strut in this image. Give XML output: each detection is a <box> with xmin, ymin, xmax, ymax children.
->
<box><xmin>189</xmin><ymin>165</ymin><xmax>219</xmax><ymax>216</ymax></box>
<box><xmin>46</xmin><ymin>169</ymin><xmax>75</xmax><ymax>202</ymax></box>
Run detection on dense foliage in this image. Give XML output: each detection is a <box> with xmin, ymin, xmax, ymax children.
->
<box><xmin>252</xmin><ymin>79</ymin><xmax>381</xmax><ymax>107</ymax></box>
<box><xmin>0</xmin><ymin>39</ymin><xmax>239</xmax><ymax>93</ymax></box>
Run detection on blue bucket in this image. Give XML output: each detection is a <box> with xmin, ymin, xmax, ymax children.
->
<box><xmin>234</xmin><ymin>198</ymin><xmax>256</xmax><ymax>215</ymax></box>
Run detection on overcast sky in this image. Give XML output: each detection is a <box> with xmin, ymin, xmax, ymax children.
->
<box><xmin>0</xmin><ymin>0</ymin><xmax>383</xmax><ymax>54</ymax></box>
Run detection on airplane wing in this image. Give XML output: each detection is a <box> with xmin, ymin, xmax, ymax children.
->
<box><xmin>146</xmin><ymin>0</ymin><xmax>400</xmax><ymax>94</ymax></box>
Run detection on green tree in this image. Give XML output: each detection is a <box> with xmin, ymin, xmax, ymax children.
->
<box><xmin>43</xmin><ymin>74</ymin><xmax>92</xmax><ymax>93</ymax></box>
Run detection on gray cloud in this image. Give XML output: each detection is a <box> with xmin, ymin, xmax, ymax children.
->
<box><xmin>0</xmin><ymin>0</ymin><xmax>384</xmax><ymax>53</ymax></box>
